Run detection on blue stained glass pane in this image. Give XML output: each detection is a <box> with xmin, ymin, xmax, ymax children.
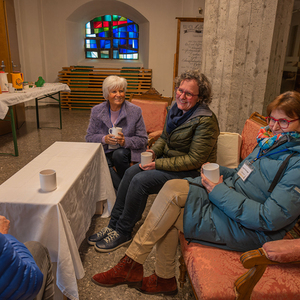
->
<box><xmin>86</xmin><ymin>22</ymin><xmax>90</xmax><ymax>29</ymax></box>
<box><xmin>120</xmin><ymin>39</ymin><xmax>126</xmax><ymax>45</ymax></box>
<box><xmin>113</xmin><ymin>50</ymin><xmax>119</xmax><ymax>59</ymax></box>
<box><xmin>127</xmin><ymin>19</ymin><xmax>133</xmax><ymax>23</ymax></box>
<box><xmin>119</xmin><ymin>27</ymin><xmax>127</xmax><ymax>32</ymax></box>
<box><xmin>98</xmin><ymin>31</ymin><xmax>109</xmax><ymax>38</ymax></box>
<box><xmin>127</xmin><ymin>25</ymin><xmax>134</xmax><ymax>32</ymax></box>
<box><xmin>86</xmin><ymin>34</ymin><xmax>96</xmax><ymax>37</ymax></box>
<box><xmin>113</xmin><ymin>39</ymin><xmax>119</xmax><ymax>48</ymax></box>
<box><xmin>132</xmin><ymin>39</ymin><xmax>138</xmax><ymax>49</ymax></box>
<box><xmin>114</xmin><ymin>31</ymin><xmax>127</xmax><ymax>38</ymax></box>
<box><xmin>103</xmin><ymin>15</ymin><xmax>111</xmax><ymax>21</ymax></box>
<box><xmin>100</xmin><ymin>40</ymin><xmax>111</xmax><ymax>48</ymax></box>
<box><xmin>134</xmin><ymin>24</ymin><xmax>138</xmax><ymax>32</ymax></box>
<box><xmin>128</xmin><ymin>32</ymin><xmax>138</xmax><ymax>38</ymax></box>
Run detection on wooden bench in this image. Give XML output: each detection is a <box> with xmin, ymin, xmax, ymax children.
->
<box><xmin>58</xmin><ymin>66</ymin><xmax>152</xmax><ymax>110</ymax></box>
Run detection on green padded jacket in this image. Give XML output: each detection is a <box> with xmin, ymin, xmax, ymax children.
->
<box><xmin>151</xmin><ymin>103</ymin><xmax>220</xmax><ymax>172</ymax></box>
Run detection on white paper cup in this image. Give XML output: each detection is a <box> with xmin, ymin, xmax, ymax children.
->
<box><xmin>202</xmin><ymin>163</ymin><xmax>220</xmax><ymax>183</ymax></box>
<box><xmin>39</xmin><ymin>169</ymin><xmax>57</xmax><ymax>192</ymax></box>
<box><xmin>108</xmin><ymin>127</ymin><xmax>122</xmax><ymax>136</ymax></box>
<box><xmin>141</xmin><ymin>152</ymin><xmax>152</xmax><ymax>167</ymax></box>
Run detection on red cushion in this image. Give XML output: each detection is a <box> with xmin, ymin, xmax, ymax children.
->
<box><xmin>131</xmin><ymin>99</ymin><xmax>167</xmax><ymax>133</ymax></box>
<box><xmin>263</xmin><ymin>239</ymin><xmax>300</xmax><ymax>263</ymax></box>
<box><xmin>240</xmin><ymin>119</ymin><xmax>262</xmax><ymax>160</ymax></box>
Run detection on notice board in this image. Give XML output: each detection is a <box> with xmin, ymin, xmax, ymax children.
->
<box><xmin>174</xmin><ymin>18</ymin><xmax>204</xmax><ymax>78</ymax></box>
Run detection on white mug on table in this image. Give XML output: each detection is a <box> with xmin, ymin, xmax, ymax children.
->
<box><xmin>39</xmin><ymin>169</ymin><xmax>57</xmax><ymax>192</ymax></box>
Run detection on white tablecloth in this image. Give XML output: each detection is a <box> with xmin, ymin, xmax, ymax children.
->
<box><xmin>0</xmin><ymin>142</ymin><xmax>116</xmax><ymax>300</ymax></box>
<box><xmin>0</xmin><ymin>83</ymin><xmax>70</xmax><ymax>119</ymax></box>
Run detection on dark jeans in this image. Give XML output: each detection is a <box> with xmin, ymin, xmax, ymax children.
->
<box><xmin>106</xmin><ymin>148</ymin><xmax>131</xmax><ymax>190</ymax></box>
<box><xmin>108</xmin><ymin>163</ymin><xmax>199</xmax><ymax>236</ymax></box>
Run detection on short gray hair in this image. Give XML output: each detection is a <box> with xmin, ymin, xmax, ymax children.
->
<box><xmin>102</xmin><ymin>76</ymin><xmax>127</xmax><ymax>100</ymax></box>
<box><xmin>174</xmin><ymin>70</ymin><xmax>212</xmax><ymax>105</ymax></box>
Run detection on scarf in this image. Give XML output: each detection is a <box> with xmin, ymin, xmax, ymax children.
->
<box><xmin>256</xmin><ymin>126</ymin><xmax>300</xmax><ymax>150</ymax></box>
<box><xmin>166</xmin><ymin>102</ymin><xmax>200</xmax><ymax>134</ymax></box>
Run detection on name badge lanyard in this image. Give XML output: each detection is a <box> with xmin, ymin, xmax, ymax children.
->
<box><xmin>250</xmin><ymin>148</ymin><xmax>289</xmax><ymax>164</ymax></box>
<box><xmin>237</xmin><ymin>148</ymin><xmax>289</xmax><ymax>181</ymax></box>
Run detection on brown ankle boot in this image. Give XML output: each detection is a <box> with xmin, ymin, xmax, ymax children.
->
<box><xmin>137</xmin><ymin>273</ymin><xmax>178</xmax><ymax>295</ymax></box>
<box><xmin>92</xmin><ymin>255</ymin><xmax>143</xmax><ymax>288</ymax></box>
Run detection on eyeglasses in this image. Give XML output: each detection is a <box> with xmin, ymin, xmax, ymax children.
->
<box><xmin>175</xmin><ymin>88</ymin><xmax>199</xmax><ymax>99</ymax></box>
<box><xmin>266</xmin><ymin>116</ymin><xmax>299</xmax><ymax>129</ymax></box>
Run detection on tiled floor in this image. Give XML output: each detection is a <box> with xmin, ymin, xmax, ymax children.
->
<box><xmin>0</xmin><ymin>106</ymin><xmax>195</xmax><ymax>300</ymax></box>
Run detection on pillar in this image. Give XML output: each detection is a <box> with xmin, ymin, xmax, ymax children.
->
<box><xmin>202</xmin><ymin>0</ymin><xmax>294</xmax><ymax>133</ymax></box>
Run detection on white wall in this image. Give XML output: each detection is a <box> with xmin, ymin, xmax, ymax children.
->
<box><xmin>14</xmin><ymin>0</ymin><xmax>205</xmax><ymax>98</ymax></box>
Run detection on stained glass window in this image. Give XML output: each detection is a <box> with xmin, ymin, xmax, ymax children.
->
<box><xmin>85</xmin><ymin>15</ymin><xmax>139</xmax><ymax>60</ymax></box>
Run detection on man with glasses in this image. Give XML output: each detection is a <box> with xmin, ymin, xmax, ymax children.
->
<box><xmin>87</xmin><ymin>70</ymin><xmax>220</xmax><ymax>253</ymax></box>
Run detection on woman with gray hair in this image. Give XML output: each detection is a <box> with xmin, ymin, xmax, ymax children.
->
<box><xmin>86</xmin><ymin>75</ymin><xmax>148</xmax><ymax>190</ymax></box>
<box><xmin>87</xmin><ymin>70</ymin><xmax>220</xmax><ymax>253</ymax></box>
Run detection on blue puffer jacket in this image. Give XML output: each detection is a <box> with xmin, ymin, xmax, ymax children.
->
<box><xmin>183</xmin><ymin>136</ymin><xmax>300</xmax><ymax>252</ymax></box>
<box><xmin>0</xmin><ymin>234</ymin><xmax>43</xmax><ymax>300</ymax></box>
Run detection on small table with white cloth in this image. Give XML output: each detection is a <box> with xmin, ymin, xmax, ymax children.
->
<box><xmin>0</xmin><ymin>83</ymin><xmax>70</xmax><ymax>156</ymax></box>
<box><xmin>0</xmin><ymin>141</ymin><xmax>116</xmax><ymax>300</ymax></box>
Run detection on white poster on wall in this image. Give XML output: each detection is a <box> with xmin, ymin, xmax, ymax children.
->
<box><xmin>175</xmin><ymin>18</ymin><xmax>203</xmax><ymax>77</ymax></box>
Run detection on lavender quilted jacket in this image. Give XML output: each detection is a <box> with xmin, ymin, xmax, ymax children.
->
<box><xmin>85</xmin><ymin>100</ymin><xmax>148</xmax><ymax>162</ymax></box>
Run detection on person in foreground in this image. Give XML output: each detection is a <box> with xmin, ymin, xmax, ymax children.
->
<box><xmin>88</xmin><ymin>70</ymin><xmax>220</xmax><ymax>252</ymax></box>
<box><xmin>85</xmin><ymin>75</ymin><xmax>148</xmax><ymax>190</ymax></box>
<box><xmin>91</xmin><ymin>91</ymin><xmax>300</xmax><ymax>295</ymax></box>
<box><xmin>0</xmin><ymin>215</ymin><xmax>54</xmax><ymax>300</ymax></box>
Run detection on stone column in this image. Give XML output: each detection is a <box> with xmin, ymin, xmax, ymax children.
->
<box><xmin>202</xmin><ymin>0</ymin><xmax>294</xmax><ymax>133</ymax></box>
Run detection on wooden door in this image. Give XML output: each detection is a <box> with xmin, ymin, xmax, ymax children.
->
<box><xmin>0</xmin><ymin>0</ymin><xmax>24</xmax><ymax>134</ymax></box>
<box><xmin>0</xmin><ymin>0</ymin><xmax>21</xmax><ymax>78</ymax></box>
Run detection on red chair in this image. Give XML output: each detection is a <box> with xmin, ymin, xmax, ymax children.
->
<box><xmin>128</xmin><ymin>88</ymin><xmax>172</xmax><ymax>147</ymax></box>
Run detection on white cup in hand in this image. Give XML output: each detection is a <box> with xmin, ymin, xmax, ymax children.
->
<box><xmin>108</xmin><ymin>127</ymin><xmax>122</xmax><ymax>149</ymax></box>
<box><xmin>39</xmin><ymin>169</ymin><xmax>57</xmax><ymax>192</ymax></box>
<box><xmin>141</xmin><ymin>152</ymin><xmax>152</xmax><ymax>167</ymax></box>
<box><xmin>202</xmin><ymin>163</ymin><xmax>220</xmax><ymax>183</ymax></box>
<box><xmin>108</xmin><ymin>127</ymin><xmax>122</xmax><ymax>136</ymax></box>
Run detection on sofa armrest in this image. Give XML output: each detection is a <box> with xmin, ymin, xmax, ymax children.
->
<box><xmin>234</xmin><ymin>241</ymin><xmax>300</xmax><ymax>300</ymax></box>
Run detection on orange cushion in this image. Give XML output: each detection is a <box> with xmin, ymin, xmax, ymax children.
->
<box><xmin>240</xmin><ymin>119</ymin><xmax>262</xmax><ymax>160</ymax></box>
<box><xmin>131</xmin><ymin>99</ymin><xmax>167</xmax><ymax>133</ymax></box>
<box><xmin>180</xmin><ymin>232</ymin><xmax>300</xmax><ymax>299</ymax></box>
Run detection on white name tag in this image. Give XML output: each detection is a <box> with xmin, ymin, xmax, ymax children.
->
<box><xmin>237</xmin><ymin>161</ymin><xmax>254</xmax><ymax>181</ymax></box>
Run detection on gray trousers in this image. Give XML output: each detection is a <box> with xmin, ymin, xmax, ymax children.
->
<box><xmin>25</xmin><ymin>241</ymin><xmax>55</xmax><ymax>300</ymax></box>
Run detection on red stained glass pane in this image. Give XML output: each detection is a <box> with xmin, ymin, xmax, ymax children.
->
<box><xmin>103</xmin><ymin>21</ymin><xmax>109</xmax><ymax>27</ymax></box>
<box><xmin>118</xmin><ymin>21</ymin><xmax>127</xmax><ymax>25</ymax></box>
<box><xmin>94</xmin><ymin>22</ymin><xmax>102</xmax><ymax>28</ymax></box>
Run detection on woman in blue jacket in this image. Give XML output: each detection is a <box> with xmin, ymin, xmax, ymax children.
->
<box><xmin>91</xmin><ymin>91</ymin><xmax>300</xmax><ymax>296</ymax></box>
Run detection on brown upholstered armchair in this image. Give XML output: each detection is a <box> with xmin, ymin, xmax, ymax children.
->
<box><xmin>128</xmin><ymin>88</ymin><xmax>172</xmax><ymax>148</ymax></box>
